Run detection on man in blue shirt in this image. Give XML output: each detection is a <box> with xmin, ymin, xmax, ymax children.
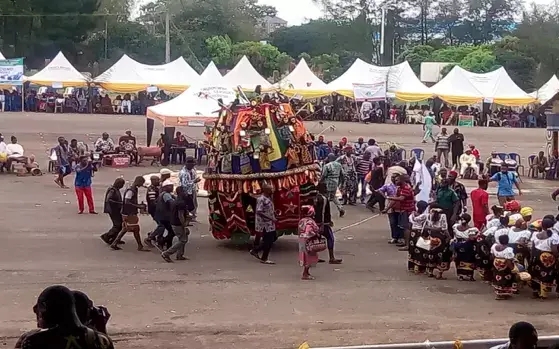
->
<box><xmin>490</xmin><ymin>163</ymin><xmax>522</xmax><ymax>205</ymax></box>
<box><xmin>74</xmin><ymin>155</ymin><xmax>97</xmax><ymax>214</ymax></box>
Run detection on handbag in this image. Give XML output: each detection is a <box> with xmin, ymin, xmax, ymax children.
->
<box><xmin>306</xmin><ymin>236</ymin><xmax>327</xmax><ymax>253</ymax></box>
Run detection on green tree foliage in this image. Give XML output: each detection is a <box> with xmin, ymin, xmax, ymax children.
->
<box><xmin>205</xmin><ymin>36</ymin><xmax>233</xmax><ymax>66</ymax></box>
<box><xmin>398</xmin><ymin>45</ymin><xmax>435</xmax><ymax>73</ymax></box>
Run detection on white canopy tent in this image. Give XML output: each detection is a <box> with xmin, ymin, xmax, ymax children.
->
<box><xmin>277</xmin><ymin>58</ymin><xmax>331</xmax><ymax>98</ymax></box>
<box><xmin>27</xmin><ymin>52</ymin><xmax>89</xmax><ymax>87</ymax></box>
<box><xmin>222</xmin><ymin>55</ymin><xmax>272</xmax><ymax>91</ymax></box>
<box><xmin>0</xmin><ymin>51</ymin><xmax>5</xmax><ymax>60</ymax></box>
<box><xmin>531</xmin><ymin>75</ymin><xmax>559</xmax><ymax>105</ymax></box>
<box><xmin>146</xmin><ymin>61</ymin><xmax>236</xmax><ymax>127</ymax></box>
<box><xmin>327</xmin><ymin>59</ymin><xmax>432</xmax><ymax>102</ymax></box>
<box><xmin>431</xmin><ymin>66</ymin><xmax>536</xmax><ymax>106</ymax></box>
<box><xmin>95</xmin><ymin>55</ymin><xmax>200</xmax><ymax>93</ymax></box>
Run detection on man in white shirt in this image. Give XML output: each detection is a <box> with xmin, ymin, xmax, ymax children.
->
<box><xmin>5</xmin><ymin>135</ymin><xmax>26</xmax><ymax>172</ymax></box>
<box><xmin>459</xmin><ymin>149</ymin><xmax>479</xmax><ymax>177</ymax></box>
<box><xmin>0</xmin><ymin>135</ymin><xmax>7</xmax><ymax>153</ymax></box>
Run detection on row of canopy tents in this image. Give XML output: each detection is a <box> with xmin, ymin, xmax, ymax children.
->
<box><xmin>7</xmin><ymin>51</ymin><xmax>559</xmax><ymax>110</ymax></box>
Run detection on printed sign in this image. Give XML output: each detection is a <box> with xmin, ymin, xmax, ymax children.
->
<box><xmin>0</xmin><ymin>58</ymin><xmax>24</xmax><ymax>85</ymax></box>
<box><xmin>352</xmin><ymin>82</ymin><xmax>386</xmax><ymax>101</ymax></box>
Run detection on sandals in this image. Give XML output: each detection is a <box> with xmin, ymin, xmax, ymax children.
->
<box><xmin>301</xmin><ymin>275</ymin><xmax>315</xmax><ymax>280</ymax></box>
<box><xmin>260</xmin><ymin>260</ymin><xmax>275</xmax><ymax>265</ymax></box>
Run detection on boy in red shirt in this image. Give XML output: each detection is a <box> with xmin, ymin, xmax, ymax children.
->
<box><xmin>471</xmin><ymin>179</ymin><xmax>489</xmax><ymax>229</ymax></box>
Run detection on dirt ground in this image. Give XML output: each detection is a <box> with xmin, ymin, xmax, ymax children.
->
<box><xmin>1</xmin><ymin>113</ymin><xmax>559</xmax><ymax>349</ymax></box>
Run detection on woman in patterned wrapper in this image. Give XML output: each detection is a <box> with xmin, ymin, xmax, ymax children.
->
<box><xmin>491</xmin><ymin>234</ymin><xmax>517</xmax><ymax>300</ymax></box>
<box><xmin>298</xmin><ymin>205</ymin><xmax>321</xmax><ymax>280</ymax></box>
<box><xmin>529</xmin><ymin>217</ymin><xmax>558</xmax><ymax>299</ymax></box>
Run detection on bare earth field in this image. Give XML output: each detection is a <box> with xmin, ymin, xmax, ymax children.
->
<box><xmin>0</xmin><ymin>113</ymin><xmax>558</xmax><ymax>349</ymax></box>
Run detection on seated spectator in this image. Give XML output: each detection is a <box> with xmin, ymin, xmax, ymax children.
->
<box><xmin>17</xmin><ymin>285</ymin><xmax>113</xmax><ymax>349</ymax></box>
<box><xmin>469</xmin><ymin>144</ymin><xmax>480</xmax><ymax>160</ymax></box>
<box><xmin>131</xmin><ymin>94</ymin><xmax>141</xmax><ymax>114</ymax></box>
<box><xmin>112</xmin><ymin>95</ymin><xmax>122</xmax><ymax>113</ymax></box>
<box><xmin>68</xmin><ymin>139</ymin><xmax>88</xmax><ymax>164</ymax></box>
<box><xmin>459</xmin><ymin>149</ymin><xmax>479</xmax><ymax>177</ymax></box>
<box><xmin>532</xmin><ymin>151</ymin><xmax>549</xmax><ymax>176</ymax></box>
<box><xmin>94</xmin><ymin>133</ymin><xmax>115</xmax><ymax>154</ymax></box>
<box><xmin>6</xmin><ymin>135</ymin><xmax>26</xmax><ymax>170</ymax></box>
<box><xmin>122</xmin><ymin>93</ymin><xmax>132</xmax><ymax>114</ymax></box>
<box><xmin>119</xmin><ymin>130</ymin><xmax>138</xmax><ymax>164</ymax></box>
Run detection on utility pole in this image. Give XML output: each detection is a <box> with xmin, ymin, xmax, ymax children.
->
<box><xmin>165</xmin><ymin>10</ymin><xmax>170</xmax><ymax>63</ymax></box>
<box><xmin>104</xmin><ymin>18</ymin><xmax>108</xmax><ymax>60</ymax></box>
<box><xmin>380</xmin><ymin>8</ymin><xmax>385</xmax><ymax>62</ymax></box>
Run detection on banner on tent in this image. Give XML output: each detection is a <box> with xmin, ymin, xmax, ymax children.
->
<box><xmin>195</xmin><ymin>86</ymin><xmax>236</xmax><ymax>101</ymax></box>
<box><xmin>352</xmin><ymin>82</ymin><xmax>386</xmax><ymax>101</ymax></box>
<box><xmin>0</xmin><ymin>58</ymin><xmax>24</xmax><ymax>85</ymax></box>
<box><xmin>458</xmin><ymin>114</ymin><xmax>474</xmax><ymax>127</ymax></box>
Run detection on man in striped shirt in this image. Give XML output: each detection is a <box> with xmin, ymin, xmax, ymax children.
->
<box><xmin>356</xmin><ymin>152</ymin><xmax>373</xmax><ymax>203</ymax></box>
<box><xmin>435</xmin><ymin>127</ymin><xmax>450</xmax><ymax>168</ymax></box>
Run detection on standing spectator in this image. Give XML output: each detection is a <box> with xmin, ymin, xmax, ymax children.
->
<box><xmin>490</xmin><ymin>163</ymin><xmax>522</xmax><ymax>205</ymax></box>
<box><xmin>314</xmin><ymin>182</ymin><xmax>342</xmax><ymax>264</ymax></box>
<box><xmin>179</xmin><ymin>156</ymin><xmax>200</xmax><ymax>216</ymax></box>
<box><xmin>151</xmin><ymin>180</ymin><xmax>176</xmax><ymax>249</ymax></box>
<box><xmin>101</xmin><ymin>178</ymin><xmax>125</xmax><ymax>245</ymax></box>
<box><xmin>54</xmin><ymin>136</ymin><xmax>71</xmax><ymax>188</ymax></box>
<box><xmin>435</xmin><ymin>127</ymin><xmax>450</xmax><ymax>168</ymax></box>
<box><xmin>250</xmin><ymin>183</ymin><xmax>277</xmax><ymax>264</ymax></box>
<box><xmin>364</xmin><ymin>139</ymin><xmax>383</xmax><ymax>160</ymax></box>
<box><xmin>355</xmin><ymin>152</ymin><xmax>372</xmax><ymax>203</ymax></box>
<box><xmin>74</xmin><ymin>156</ymin><xmax>97</xmax><ymax>214</ymax></box>
<box><xmin>143</xmin><ymin>176</ymin><xmax>161</xmax><ymax>247</ymax></box>
<box><xmin>448</xmin><ymin>127</ymin><xmax>465</xmax><ymax>169</ymax></box>
<box><xmin>470</xmin><ymin>179</ymin><xmax>489</xmax><ymax>230</ymax></box>
<box><xmin>490</xmin><ymin>322</ymin><xmax>538</xmax><ymax>349</ymax></box>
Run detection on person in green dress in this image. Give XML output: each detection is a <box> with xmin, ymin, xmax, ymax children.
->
<box><xmin>422</xmin><ymin>112</ymin><xmax>437</xmax><ymax>143</ymax></box>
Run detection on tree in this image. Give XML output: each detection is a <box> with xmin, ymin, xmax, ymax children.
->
<box><xmin>458</xmin><ymin>48</ymin><xmax>498</xmax><ymax>72</ymax></box>
<box><xmin>205</xmin><ymin>36</ymin><xmax>233</xmax><ymax>66</ymax></box>
<box><xmin>397</xmin><ymin>45</ymin><xmax>435</xmax><ymax>73</ymax></box>
<box><xmin>229</xmin><ymin>41</ymin><xmax>292</xmax><ymax>77</ymax></box>
<box><xmin>0</xmin><ymin>0</ymin><xmax>100</xmax><ymax>67</ymax></box>
<box><xmin>311</xmin><ymin>53</ymin><xmax>342</xmax><ymax>82</ymax></box>
<box><xmin>493</xmin><ymin>36</ymin><xmax>537</xmax><ymax>90</ymax></box>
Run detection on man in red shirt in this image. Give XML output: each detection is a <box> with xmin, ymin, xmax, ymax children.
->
<box><xmin>469</xmin><ymin>144</ymin><xmax>480</xmax><ymax>160</ymax></box>
<box><xmin>471</xmin><ymin>179</ymin><xmax>489</xmax><ymax>229</ymax></box>
<box><xmin>385</xmin><ymin>174</ymin><xmax>415</xmax><ymax>248</ymax></box>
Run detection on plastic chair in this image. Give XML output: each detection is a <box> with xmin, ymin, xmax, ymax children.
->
<box><xmin>396</xmin><ymin>148</ymin><xmax>406</xmax><ymax>162</ymax></box>
<box><xmin>410</xmin><ymin>148</ymin><xmax>424</xmax><ymax>160</ymax></box>
<box><xmin>527</xmin><ymin>155</ymin><xmax>537</xmax><ymax>178</ymax></box>
<box><xmin>508</xmin><ymin>153</ymin><xmax>524</xmax><ymax>176</ymax></box>
<box><xmin>495</xmin><ymin>152</ymin><xmax>507</xmax><ymax>161</ymax></box>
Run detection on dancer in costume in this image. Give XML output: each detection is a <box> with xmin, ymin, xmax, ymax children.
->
<box><xmin>452</xmin><ymin>213</ymin><xmax>478</xmax><ymax>281</ymax></box>
<box><xmin>426</xmin><ymin>208</ymin><xmax>451</xmax><ymax>279</ymax></box>
<box><xmin>298</xmin><ymin>206</ymin><xmax>321</xmax><ymax>280</ymax></box>
<box><xmin>408</xmin><ymin>201</ymin><xmax>430</xmax><ymax>274</ymax></box>
<box><xmin>337</xmin><ymin>145</ymin><xmax>358</xmax><ymax>205</ymax></box>
<box><xmin>507</xmin><ymin>218</ymin><xmax>532</xmax><ymax>269</ymax></box>
<box><xmin>529</xmin><ymin>217</ymin><xmax>558</xmax><ymax>299</ymax></box>
<box><xmin>491</xmin><ymin>235</ymin><xmax>517</xmax><ymax>300</ymax></box>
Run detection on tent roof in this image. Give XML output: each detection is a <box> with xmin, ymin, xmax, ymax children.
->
<box><xmin>95</xmin><ymin>55</ymin><xmax>200</xmax><ymax>93</ymax></box>
<box><xmin>277</xmin><ymin>58</ymin><xmax>330</xmax><ymax>98</ymax></box>
<box><xmin>532</xmin><ymin>75</ymin><xmax>559</xmax><ymax>104</ymax></box>
<box><xmin>147</xmin><ymin>64</ymin><xmax>235</xmax><ymax>126</ymax></box>
<box><xmin>431</xmin><ymin>66</ymin><xmax>535</xmax><ymax>106</ymax></box>
<box><xmin>0</xmin><ymin>51</ymin><xmax>5</xmax><ymax>60</ymax></box>
<box><xmin>223</xmin><ymin>56</ymin><xmax>271</xmax><ymax>90</ymax></box>
<box><xmin>328</xmin><ymin>59</ymin><xmax>431</xmax><ymax>102</ymax></box>
<box><xmin>387</xmin><ymin>61</ymin><xmax>432</xmax><ymax>102</ymax></box>
<box><xmin>27</xmin><ymin>52</ymin><xmax>89</xmax><ymax>87</ymax></box>
<box><xmin>200</xmin><ymin>61</ymin><xmax>222</xmax><ymax>81</ymax></box>
<box><xmin>429</xmin><ymin>66</ymin><xmax>484</xmax><ymax>105</ymax></box>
